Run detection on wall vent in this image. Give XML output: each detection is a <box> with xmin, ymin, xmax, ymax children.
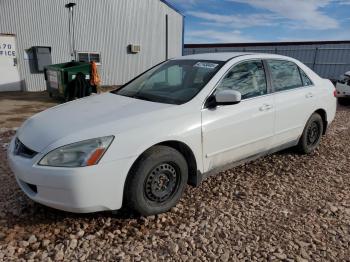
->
<box><xmin>129</xmin><ymin>44</ymin><xmax>141</xmax><ymax>54</ymax></box>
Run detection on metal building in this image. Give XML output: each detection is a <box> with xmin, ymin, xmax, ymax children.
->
<box><xmin>0</xmin><ymin>0</ymin><xmax>184</xmax><ymax>92</ymax></box>
<box><xmin>185</xmin><ymin>41</ymin><xmax>350</xmax><ymax>80</ymax></box>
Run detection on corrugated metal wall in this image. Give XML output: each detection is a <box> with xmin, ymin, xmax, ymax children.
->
<box><xmin>184</xmin><ymin>43</ymin><xmax>350</xmax><ymax>80</ymax></box>
<box><xmin>0</xmin><ymin>0</ymin><xmax>183</xmax><ymax>91</ymax></box>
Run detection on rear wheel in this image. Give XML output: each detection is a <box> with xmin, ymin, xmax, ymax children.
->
<box><xmin>124</xmin><ymin>145</ymin><xmax>188</xmax><ymax>216</ymax></box>
<box><xmin>297</xmin><ymin>113</ymin><xmax>324</xmax><ymax>154</ymax></box>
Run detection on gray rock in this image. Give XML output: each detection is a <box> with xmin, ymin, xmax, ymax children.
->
<box><xmin>300</xmin><ymin>248</ymin><xmax>310</xmax><ymax>259</ymax></box>
<box><xmin>76</xmin><ymin>230</ymin><xmax>85</xmax><ymax>238</ymax></box>
<box><xmin>296</xmin><ymin>256</ymin><xmax>308</xmax><ymax>262</ymax></box>
<box><xmin>28</xmin><ymin>235</ymin><xmax>37</xmax><ymax>244</ymax></box>
<box><xmin>26</xmin><ymin>252</ymin><xmax>36</xmax><ymax>260</ymax></box>
<box><xmin>134</xmin><ymin>244</ymin><xmax>144</xmax><ymax>254</ymax></box>
<box><xmin>42</xmin><ymin>239</ymin><xmax>50</xmax><ymax>247</ymax></box>
<box><xmin>329</xmin><ymin>204</ymin><xmax>338</xmax><ymax>213</ymax></box>
<box><xmin>220</xmin><ymin>251</ymin><xmax>230</xmax><ymax>262</ymax></box>
<box><xmin>55</xmin><ymin>250</ymin><xmax>64</xmax><ymax>261</ymax></box>
<box><xmin>0</xmin><ymin>232</ymin><xmax>5</xmax><ymax>241</ymax></box>
<box><xmin>274</xmin><ymin>253</ymin><xmax>287</xmax><ymax>260</ymax></box>
<box><xmin>19</xmin><ymin>241</ymin><xmax>29</xmax><ymax>247</ymax></box>
<box><xmin>69</xmin><ymin>239</ymin><xmax>78</xmax><ymax>249</ymax></box>
<box><xmin>168</xmin><ymin>241</ymin><xmax>179</xmax><ymax>254</ymax></box>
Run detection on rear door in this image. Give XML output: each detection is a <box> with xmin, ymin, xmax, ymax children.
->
<box><xmin>202</xmin><ymin>60</ymin><xmax>275</xmax><ymax>172</ymax></box>
<box><xmin>266</xmin><ymin>59</ymin><xmax>316</xmax><ymax>147</ymax></box>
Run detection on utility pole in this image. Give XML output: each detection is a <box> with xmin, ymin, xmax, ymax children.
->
<box><xmin>65</xmin><ymin>2</ymin><xmax>77</xmax><ymax>61</ymax></box>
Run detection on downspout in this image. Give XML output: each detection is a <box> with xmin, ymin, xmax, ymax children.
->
<box><xmin>182</xmin><ymin>15</ymin><xmax>185</xmax><ymax>56</ymax></box>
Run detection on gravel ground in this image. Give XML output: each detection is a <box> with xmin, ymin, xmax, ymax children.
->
<box><xmin>0</xmin><ymin>104</ymin><xmax>349</xmax><ymax>261</ymax></box>
<box><xmin>0</xmin><ymin>92</ymin><xmax>58</xmax><ymax>128</ymax></box>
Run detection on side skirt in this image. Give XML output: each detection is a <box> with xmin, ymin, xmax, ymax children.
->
<box><xmin>191</xmin><ymin>139</ymin><xmax>299</xmax><ymax>187</ymax></box>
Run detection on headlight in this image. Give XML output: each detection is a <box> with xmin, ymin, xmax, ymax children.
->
<box><xmin>39</xmin><ymin>136</ymin><xmax>114</xmax><ymax>167</ymax></box>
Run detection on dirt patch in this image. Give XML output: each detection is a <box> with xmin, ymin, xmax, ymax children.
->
<box><xmin>0</xmin><ymin>92</ymin><xmax>59</xmax><ymax>128</ymax></box>
<box><xmin>0</xmin><ymin>90</ymin><xmax>116</xmax><ymax>128</ymax></box>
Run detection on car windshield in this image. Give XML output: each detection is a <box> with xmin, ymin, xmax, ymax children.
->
<box><xmin>113</xmin><ymin>60</ymin><xmax>224</xmax><ymax>105</ymax></box>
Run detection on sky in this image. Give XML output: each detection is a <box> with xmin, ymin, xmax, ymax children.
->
<box><xmin>167</xmin><ymin>0</ymin><xmax>350</xmax><ymax>44</ymax></box>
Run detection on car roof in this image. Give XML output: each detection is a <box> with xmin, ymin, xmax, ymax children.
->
<box><xmin>176</xmin><ymin>52</ymin><xmax>249</xmax><ymax>61</ymax></box>
<box><xmin>175</xmin><ymin>52</ymin><xmax>290</xmax><ymax>62</ymax></box>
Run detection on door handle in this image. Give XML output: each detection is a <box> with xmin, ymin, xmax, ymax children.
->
<box><xmin>305</xmin><ymin>92</ymin><xmax>314</xmax><ymax>98</ymax></box>
<box><xmin>259</xmin><ymin>104</ymin><xmax>273</xmax><ymax>111</ymax></box>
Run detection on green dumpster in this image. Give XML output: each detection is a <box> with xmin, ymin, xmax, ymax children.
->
<box><xmin>44</xmin><ymin>62</ymin><xmax>91</xmax><ymax>99</ymax></box>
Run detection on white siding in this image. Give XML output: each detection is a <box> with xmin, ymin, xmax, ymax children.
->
<box><xmin>0</xmin><ymin>0</ymin><xmax>183</xmax><ymax>91</ymax></box>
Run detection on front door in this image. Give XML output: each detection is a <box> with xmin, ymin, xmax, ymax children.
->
<box><xmin>202</xmin><ymin>60</ymin><xmax>274</xmax><ymax>172</ymax></box>
<box><xmin>0</xmin><ymin>35</ymin><xmax>21</xmax><ymax>91</ymax></box>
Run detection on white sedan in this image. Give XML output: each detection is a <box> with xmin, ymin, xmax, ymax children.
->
<box><xmin>8</xmin><ymin>53</ymin><xmax>337</xmax><ymax>215</ymax></box>
<box><xmin>335</xmin><ymin>71</ymin><xmax>350</xmax><ymax>105</ymax></box>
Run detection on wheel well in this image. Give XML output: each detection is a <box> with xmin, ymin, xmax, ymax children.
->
<box><xmin>315</xmin><ymin>109</ymin><xmax>328</xmax><ymax>135</ymax></box>
<box><xmin>156</xmin><ymin>141</ymin><xmax>199</xmax><ymax>187</ymax></box>
<box><xmin>125</xmin><ymin>141</ymin><xmax>200</xmax><ymax>195</ymax></box>
<box><xmin>122</xmin><ymin>141</ymin><xmax>200</xmax><ymax>208</ymax></box>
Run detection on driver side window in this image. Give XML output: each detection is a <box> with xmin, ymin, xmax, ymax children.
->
<box><xmin>217</xmin><ymin>60</ymin><xmax>267</xmax><ymax>100</ymax></box>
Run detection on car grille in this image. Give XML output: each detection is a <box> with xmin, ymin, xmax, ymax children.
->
<box><xmin>14</xmin><ymin>138</ymin><xmax>38</xmax><ymax>158</ymax></box>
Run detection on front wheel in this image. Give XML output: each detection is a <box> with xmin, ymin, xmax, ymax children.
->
<box><xmin>124</xmin><ymin>145</ymin><xmax>188</xmax><ymax>216</ymax></box>
<box><xmin>297</xmin><ymin>113</ymin><xmax>324</xmax><ymax>154</ymax></box>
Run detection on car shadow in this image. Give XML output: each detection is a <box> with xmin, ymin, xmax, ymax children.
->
<box><xmin>7</xmin><ymin>202</ymin><xmax>142</xmax><ymax>228</ymax></box>
<box><xmin>338</xmin><ymin>102</ymin><xmax>350</xmax><ymax>110</ymax></box>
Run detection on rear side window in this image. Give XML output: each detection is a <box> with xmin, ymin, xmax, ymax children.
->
<box><xmin>300</xmin><ymin>69</ymin><xmax>313</xmax><ymax>86</ymax></box>
<box><xmin>267</xmin><ymin>60</ymin><xmax>302</xmax><ymax>92</ymax></box>
<box><xmin>217</xmin><ymin>60</ymin><xmax>267</xmax><ymax>100</ymax></box>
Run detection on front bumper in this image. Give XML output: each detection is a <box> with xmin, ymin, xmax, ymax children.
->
<box><xmin>7</xmin><ymin>137</ymin><xmax>133</xmax><ymax>213</ymax></box>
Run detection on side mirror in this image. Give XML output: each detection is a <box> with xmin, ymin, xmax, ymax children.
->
<box><xmin>206</xmin><ymin>90</ymin><xmax>242</xmax><ymax>108</ymax></box>
<box><xmin>216</xmin><ymin>90</ymin><xmax>241</xmax><ymax>104</ymax></box>
<box><xmin>207</xmin><ymin>90</ymin><xmax>241</xmax><ymax>108</ymax></box>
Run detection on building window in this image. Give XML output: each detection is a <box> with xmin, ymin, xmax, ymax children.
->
<box><xmin>77</xmin><ymin>52</ymin><xmax>101</xmax><ymax>64</ymax></box>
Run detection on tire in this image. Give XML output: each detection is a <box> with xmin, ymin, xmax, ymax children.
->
<box><xmin>297</xmin><ymin>113</ymin><xmax>324</xmax><ymax>154</ymax></box>
<box><xmin>124</xmin><ymin>145</ymin><xmax>188</xmax><ymax>216</ymax></box>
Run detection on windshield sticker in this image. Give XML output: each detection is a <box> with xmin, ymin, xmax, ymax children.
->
<box><xmin>194</xmin><ymin>62</ymin><xmax>219</xmax><ymax>69</ymax></box>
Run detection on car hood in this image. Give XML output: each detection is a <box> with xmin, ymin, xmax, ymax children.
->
<box><xmin>17</xmin><ymin>93</ymin><xmax>174</xmax><ymax>152</ymax></box>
